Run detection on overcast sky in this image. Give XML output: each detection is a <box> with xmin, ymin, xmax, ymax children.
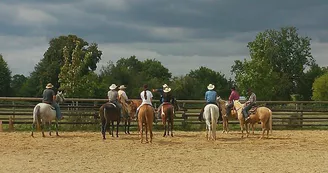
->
<box><xmin>0</xmin><ymin>0</ymin><xmax>327</xmax><ymax>78</ymax></box>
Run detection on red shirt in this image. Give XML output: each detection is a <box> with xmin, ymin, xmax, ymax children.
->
<box><xmin>229</xmin><ymin>90</ymin><xmax>240</xmax><ymax>102</ymax></box>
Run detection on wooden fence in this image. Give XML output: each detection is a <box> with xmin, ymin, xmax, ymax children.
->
<box><xmin>0</xmin><ymin>97</ymin><xmax>328</xmax><ymax>130</ymax></box>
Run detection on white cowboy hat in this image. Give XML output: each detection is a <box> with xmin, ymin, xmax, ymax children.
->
<box><xmin>163</xmin><ymin>87</ymin><xmax>171</xmax><ymax>93</ymax></box>
<box><xmin>207</xmin><ymin>84</ymin><xmax>215</xmax><ymax>90</ymax></box>
<box><xmin>109</xmin><ymin>84</ymin><xmax>117</xmax><ymax>90</ymax></box>
<box><xmin>162</xmin><ymin>84</ymin><xmax>168</xmax><ymax>88</ymax></box>
<box><xmin>46</xmin><ymin>83</ymin><xmax>53</xmax><ymax>89</ymax></box>
<box><xmin>119</xmin><ymin>85</ymin><xmax>127</xmax><ymax>89</ymax></box>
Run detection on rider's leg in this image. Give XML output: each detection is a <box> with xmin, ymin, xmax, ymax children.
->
<box><xmin>226</xmin><ymin>102</ymin><xmax>233</xmax><ymax>117</ymax></box>
<box><xmin>157</xmin><ymin>103</ymin><xmax>164</xmax><ymax>119</ymax></box>
<box><xmin>52</xmin><ymin>102</ymin><xmax>62</xmax><ymax>120</ymax></box>
<box><xmin>243</xmin><ymin>104</ymin><xmax>252</xmax><ymax>119</ymax></box>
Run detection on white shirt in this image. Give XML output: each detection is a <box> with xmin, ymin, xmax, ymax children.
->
<box><xmin>118</xmin><ymin>90</ymin><xmax>128</xmax><ymax>101</ymax></box>
<box><xmin>140</xmin><ymin>90</ymin><xmax>153</xmax><ymax>105</ymax></box>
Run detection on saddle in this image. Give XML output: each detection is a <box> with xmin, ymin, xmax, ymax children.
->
<box><xmin>249</xmin><ymin>105</ymin><xmax>258</xmax><ymax>114</ymax></box>
<box><xmin>106</xmin><ymin>102</ymin><xmax>117</xmax><ymax>108</ymax></box>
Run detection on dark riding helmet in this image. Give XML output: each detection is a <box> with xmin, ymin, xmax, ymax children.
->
<box><xmin>231</xmin><ymin>86</ymin><xmax>236</xmax><ymax>90</ymax></box>
<box><xmin>143</xmin><ymin>84</ymin><xmax>148</xmax><ymax>89</ymax></box>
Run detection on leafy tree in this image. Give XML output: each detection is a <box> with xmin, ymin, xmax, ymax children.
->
<box><xmin>11</xmin><ymin>74</ymin><xmax>27</xmax><ymax>96</ymax></box>
<box><xmin>232</xmin><ymin>26</ymin><xmax>314</xmax><ymax>100</ymax></box>
<box><xmin>24</xmin><ymin>35</ymin><xmax>102</xmax><ymax>96</ymax></box>
<box><xmin>312</xmin><ymin>73</ymin><xmax>328</xmax><ymax>101</ymax></box>
<box><xmin>58</xmin><ymin>41</ymin><xmax>101</xmax><ymax>98</ymax></box>
<box><xmin>0</xmin><ymin>54</ymin><xmax>12</xmax><ymax>96</ymax></box>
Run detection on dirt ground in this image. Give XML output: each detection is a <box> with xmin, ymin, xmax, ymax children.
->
<box><xmin>0</xmin><ymin>129</ymin><xmax>328</xmax><ymax>173</ymax></box>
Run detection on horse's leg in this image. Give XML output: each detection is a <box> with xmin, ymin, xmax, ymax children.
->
<box><xmin>48</xmin><ymin>121</ymin><xmax>52</xmax><ymax>136</ymax></box>
<box><xmin>124</xmin><ymin>119</ymin><xmax>128</xmax><ymax>134</ymax></box>
<box><xmin>239</xmin><ymin>120</ymin><xmax>244</xmax><ymax>138</ymax></box>
<box><xmin>55</xmin><ymin>120</ymin><xmax>59</xmax><ymax>136</ymax></box>
<box><xmin>138</xmin><ymin>118</ymin><xmax>143</xmax><ymax>143</ymax></box>
<box><xmin>41</xmin><ymin>122</ymin><xmax>45</xmax><ymax>137</ymax></box>
<box><xmin>31</xmin><ymin>121</ymin><xmax>36</xmax><ymax>137</ymax></box>
<box><xmin>260</xmin><ymin>121</ymin><xmax>265</xmax><ymax>139</ymax></box>
<box><xmin>163</xmin><ymin>119</ymin><xmax>167</xmax><ymax>137</ymax></box>
<box><xmin>170</xmin><ymin>118</ymin><xmax>174</xmax><ymax>137</ymax></box>
<box><xmin>145</xmin><ymin>122</ymin><xmax>149</xmax><ymax>143</ymax></box>
<box><xmin>102</xmin><ymin>120</ymin><xmax>107</xmax><ymax>140</ymax></box>
<box><xmin>116</xmin><ymin>119</ymin><xmax>119</xmax><ymax>137</ymax></box>
<box><xmin>127</xmin><ymin>118</ymin><xmax>131</xmax><ymax>134</ymax></box>
<box><xmin>111</xmin><ymin>121</ymin><xmax>114</xmax><ymax>137</ymax></box>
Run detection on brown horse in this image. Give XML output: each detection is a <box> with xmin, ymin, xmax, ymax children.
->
<box><xmin>217</xmin><ymin>99</ymin><xmax>238</xmax><ymax>133</ymax></box>
<box><xmin>138</xmin><ymin>104</ymin><xmax>154</xmax><ymax>143</ymax></box>
<box><xmin>99</xmin><ymin>103</ymin><xmax>121</xmax><ymax>140</ymax></box>
<box><xmin>119</xmin><ymin>99</ymin><xmax>138</xmax><ymax>134</ymax></box>
<box><xmin>161</xmin><ymin>102</ymin><xmax>174</xmax><ymax>137</ymax></box>
<box><xmin>245</xmin><ymin>106</ymin><xmax>273</xmax><ymax>139</ymax></box>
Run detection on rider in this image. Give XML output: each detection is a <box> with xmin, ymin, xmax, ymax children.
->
<box><xmin>199</xmin><ymin>84</ymin><xmax>218</xmax><ymax>121</ymax></box>
<box><xmin>135</xmin><ymin>84</ymin><xmax>155</xmax><ymax>121</ymax></box>
<box><xmin>156</xmin><ymin>87</ymin><xmax>173</xmax><ymax>119</ymax></box>
<box><xmin>242</xmin><ymin>88</ymin><xmax>257</xmax><ymax>121</ymax></box>
<box><xmin>152</xmin><ymin>84</ymin><xmax>169</xmax><ymax>105</ymax></box>
<box><xmin>118</xmin><ymin>85</ymin><xmax>130</xmax><ymax>116</ymax></box>
<box><xmin>107</xmin><ymin>84</ymin><xmax>122</xmax><ymax>117</ymax></box>
<box><xmin>42</xmin><ymin>83</ymin><xmax>63</xmax><ymax>120</ymax></box>
<box><xmin>225</xmin><ymin>86</ymin><xmax>240</xmax><ymax>118</ymax></box>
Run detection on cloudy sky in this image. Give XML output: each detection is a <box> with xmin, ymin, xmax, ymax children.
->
<box><xmin>0</xmin><ymin>0</ymin><xmax>327</xmax><ymax>78</ymax></box>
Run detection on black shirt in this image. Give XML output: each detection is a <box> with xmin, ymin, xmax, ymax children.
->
<box><xmin>43</xmin><ymin>89</ymin><xmax>55</xmax><ymax>103</ymax></box>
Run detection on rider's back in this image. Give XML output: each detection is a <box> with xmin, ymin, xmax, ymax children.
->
<box><xmin>43</xmin><ymin>89</ymin><xmax>54</xmax><ymax>104</ymax></box>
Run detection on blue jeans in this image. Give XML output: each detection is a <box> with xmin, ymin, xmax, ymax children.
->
<box><xmin>242</xmin><ymin>103</ymin><xmax>255</xmax><ymax>118</ymax></box>
<box><xmin>52</xmin><ymin>102</ymin><xmax>61</xmax><ymax>119</ymax></box>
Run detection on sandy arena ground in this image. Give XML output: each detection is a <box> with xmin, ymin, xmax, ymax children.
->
<box><xmin>0</xmin><ymin>129</ymin><xmax>328</xmax><ymax>173</ymax></box>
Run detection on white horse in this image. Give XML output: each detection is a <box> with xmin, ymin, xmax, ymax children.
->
<box><xmin>203</xmin><ymin>104</ymin><xmax>220</xmax><ymax>140</ymax></box>
<box><xmin>31</xmin><ymin>91</ymin><xmax>65</xmax><ymax>137</ymax></box>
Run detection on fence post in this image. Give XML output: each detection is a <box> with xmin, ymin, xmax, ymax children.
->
<box><xmin>0</xmin><ymin>120</ymin><xmax>3</xmax><ymax>132</ymax></box>
<box><xmin>8</xmin><ymin>116</ymin><xmax>14</xmax><ymax>131</ymax></box>
<box><xmin>300</xmin><ymin>103</ymin><xmax>303</xmax><ymax>128</ymax></box>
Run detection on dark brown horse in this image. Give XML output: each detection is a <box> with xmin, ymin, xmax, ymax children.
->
<box><xmin>161</xmin><ymin>102</ymin><xmax>174</xmax><ymax>137</ymax></box>
<box><xmin>99</xmin><ymin>103</ymin><xmax>121</xmax><ymax>140</ymax></box>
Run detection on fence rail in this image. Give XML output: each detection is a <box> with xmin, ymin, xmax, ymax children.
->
<box><xmin>0</xmin><ymin>97</ymin><xmax>328</xmax><ymax>130</ymax></box>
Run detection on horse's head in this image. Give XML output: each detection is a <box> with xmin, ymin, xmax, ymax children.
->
<box><xmin>56</xmin><ymin>91</ymin><xmax>65</xmax><ymax>104</ymax></box>
<box><xmin>171</xmin><ymin>98</ymin><xmax>187</xmax><ymax>111</ymax></box>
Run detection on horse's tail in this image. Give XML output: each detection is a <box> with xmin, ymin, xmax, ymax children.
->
<box><xmin>210</xmin><ymin>106</ymin><xmax>216</xmax><ymax>130</ymax></box>
<box><xmin>269</xmin><ymin>109</ymin><xmax>273</xmax><ymax>134</ymax></box>
<box><xmin>33</xmin><ymin>105</ymin><xmax>41</xmax><ymax>127</ymax></box>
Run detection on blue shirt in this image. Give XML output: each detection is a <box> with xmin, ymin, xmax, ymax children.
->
<box><xmin>155</xmin><ymin>88</ymin><xmax>164</xmax><ymax>103</ymax></box>
<box><xmin>205</xmin><ymin>90</ymin><xmax>217</xmax><ymax>103</ymax></box>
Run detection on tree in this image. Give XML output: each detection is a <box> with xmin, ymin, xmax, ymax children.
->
<box><xmin>232</xmin><ymin>26</ymin><xmax>314</xmax><ymax>100</ymax></box>
<box><xmin>58</xmin><ymin>41</ymin><xmax>101</xmax><ymax>98</ymax></box>
<box><xmin>0</xmin><ymin>54</ymin><xmax>12</xmax><ymax>96</ymax></box>
<box><xmin>24</xmin><ymin>35</ymin><xmax>102</xmax><ymax>96</ymax></box>
<box><xmin>312</xmin><ymin>73</ymin><xmax>328</xmax><ymax>101</ymax></box>
<box><xmin>11</xmin><ymin>74</ymin><xmax>27</xmax><ymax>96</ymax></box>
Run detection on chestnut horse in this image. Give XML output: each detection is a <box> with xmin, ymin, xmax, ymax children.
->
<box><xmin>138</xmin><ymin>104</ymin><xmax>154</xmax><ymax>143</ymax></box>
<box><xmin>120</xmin><ymin>99</ymin><xmax>139</xmax><ymax>134</ymax></box>
<box><xmin>245</xmin><ymin>106</ymin><xmax>273</xmax><ymax>139</ymax></box>
<box><xmin>99</xmin><ymin>103</ymin><xmax>121</xmax><ymax>139</ymax></box>
<box><xmin>217</xmin><ymin>98</ymin><xmax>238</xmax><ymax>133</ymax></box>
<box><xmin>160</xmin><ymin>102</ymin><xmax>174</xmax><ymax>137</ymax></box>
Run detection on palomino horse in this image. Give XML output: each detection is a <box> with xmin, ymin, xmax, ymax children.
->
<box><xmin>245</xmin><ymin>106</ymin><xmax>273</xmax><ymax>139</ymax></box>
<box><xmin>99</xmin><ymin>103</ymin><xmax>121</xmax><ymax>139</ymax></box>
<box><xmin>160</xmin><ymin>102</ymin><xmax>174</xmax><ymax>137</ymax></box>
<box><xmin>138</xmin><ymin>104</ymin><xmax>154</xmax><ymax>143</ymax></box>
<box><xmin>217</xmin><ymin>99</ymin><xmax>238</xmax><ymax>133</ymax></box>
<box><xmin>232</xmin><ymin>100</ymin><xmax>249</xmax><ymax>138</ymax></box>
<box><xmin>31</xmin><ymin>91</ymin><xmax>65</xmax><ymax>137</ymax></box>
<box><xmin>119</xmin><ymin>98</ymin><xmax>137</xmax><ymax>134</ymax></box>
<box><xmin>203</xmin><ymin>104</ymin><xmax>220</xmax><ymax>140</ymax></box>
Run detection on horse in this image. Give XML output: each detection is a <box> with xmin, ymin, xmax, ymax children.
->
<box><xmin>203</xmin><ymin>104</ymin><xmax>220</xmax><ymax>140</ymax></box>
<box><xmin>232</xmin><ymin>100</ymin><xmax>250</xmax><ymax>138</ymax></box>
<box><xmin>31</xmin><ymin>91</ymin><xmax>65</xmax><ymax>137</ymax></box>
<box><xmin>245</xmin><ymin>106</ymin><xmax>273</xmax><ymax>139</ymax></box>
<box><xmin>99</xmin><ymin>102</ymin><xmax>121</xmax><ymax>140</ymax></box>
<box><xmin>119</xmin><ymin>99</ymin><xmax>137</xmax><ymax>134</ymax></box>
<box><xmin>138</xmin><ymin>104</ymin><xmax>154</xmax><ymax>143</ymax></box>
<box><xmin>160</xmin><ymin>102</ymin><xmax>174</xmax><ymax>137</ymax></box>
<box><xmin>217</xmin><ymin>98</ymin><xmax>238</xmax><ymax>133</ymax></box>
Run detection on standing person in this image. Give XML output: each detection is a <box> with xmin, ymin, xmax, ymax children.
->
<box><xmin>107</xmin><ymin>84</ymin><xmax>122</xmax><ymax>117</ymax></box>
<box><xmin>242</xmin><ymin>88</ymin><xmax>257</xmax><ymax>121</ymax></box>
<box><xmin>42</xmin><ymin>83</ymin><xmax>63</xmax><ymax>120</ymax></box>
<box><xmin>199</xmin><ymin>84</ymin><xmax>218</xmax><ymax>121</ymax></box>
<box><xmin>135</xmin><ymin>84</ymin><xmax>155</xmax><ymax>121</ymax></box>
<box><xmin>225</xmin><ymin>86</ymin><xmax>240</xmax><ymax>118</ymax></box>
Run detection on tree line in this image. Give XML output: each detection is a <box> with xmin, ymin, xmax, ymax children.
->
<box><xmin>0</xmin><ymin>26</ymin><xmax>327</xmax><ymax>101</ymax></box>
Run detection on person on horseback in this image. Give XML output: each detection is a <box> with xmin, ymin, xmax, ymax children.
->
<box><xmin>242</xmin><ymin>88</ymin><xmax>257</xmax><ymax>121</ymax></box>
<box><xmin>156</xmin><ymin>87</ymin><xmax>173</xmax><ymax>119</ymax></box>
<box><xmin>199</xmin><ymin>84</ymin><xmax>219</xmax><ymax>121</ymax></box>
<box><xmin>135</xmin><ymin>84</ymin><xmax>155</xmax><ymax>122</ymax></box>
<box><xmin>118</xmin><ymin>85</ymin><xmax>129</xmax><ymax>103</ymax></box>
<box><xmin>42</xmin><ymin>83</ymin><xmax>63</xmax><ymax>120</ymax></box>
<box><xmin>225</xmin><ymin>86</ymin><xmax>240</xmax><ymax>118</ymax></box>
<box><xmin>107</xmin><ymin>84</ymin><xmax>122</xmax><ymax>117</ymax></box>
<box><xmin>152</xmin><ymin>84</ymin><xmax>169</xmax><ymax>104</ymax></box>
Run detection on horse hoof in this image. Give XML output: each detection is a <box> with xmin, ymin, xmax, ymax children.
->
<box><xmin>171</xmin><ymin>134</ymin><xmax>173</xmax><ymax>137</ymax></box>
